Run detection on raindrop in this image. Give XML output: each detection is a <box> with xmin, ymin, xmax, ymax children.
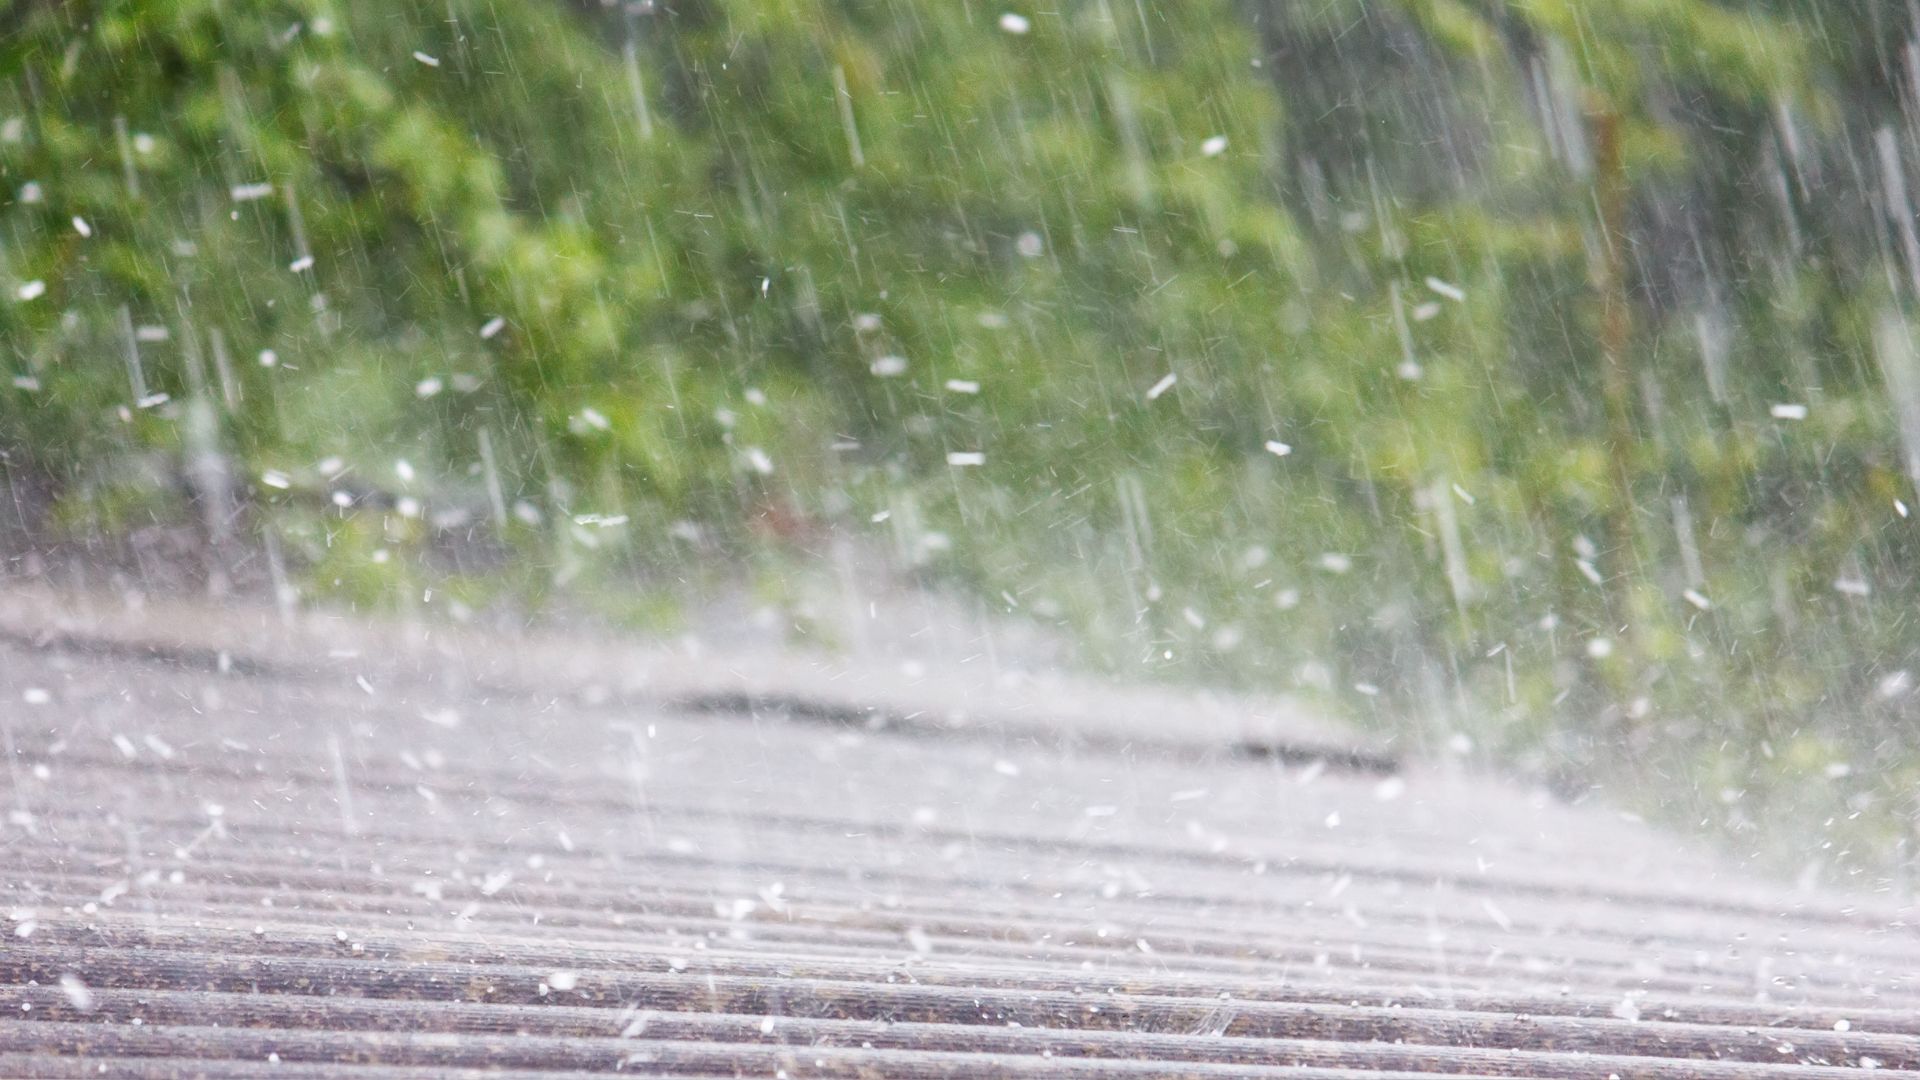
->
<box><xmin>57</xmin><ymin>975</ymin><xmax>93</xmax><ymax>1013</ymax></box>
<box><xmin>1877</xmin><ymin>671</ymin><xmax>1913</xmax><ymax>700</ymax></box>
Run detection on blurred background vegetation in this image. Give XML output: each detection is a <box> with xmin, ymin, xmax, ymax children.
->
<box><xmin>7</xmin><ymin>0</ymin><xmax>1920</xmax><ymax>881</ymax></box>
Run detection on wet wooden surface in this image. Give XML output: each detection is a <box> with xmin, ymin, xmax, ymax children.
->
<box><xmin>0</xmin><ymin>590</ymin><xmax>1914</xmax><ymax>1076</ymax></box>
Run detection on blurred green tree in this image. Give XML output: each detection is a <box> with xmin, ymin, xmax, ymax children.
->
<box><xmin>6</xmin><ymin>0</ymin><xmax>1920</xmax><ymax>873</ymax></box>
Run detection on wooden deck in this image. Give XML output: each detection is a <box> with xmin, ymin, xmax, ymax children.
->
<box><xmin>0</xmin><ymin>588</ymin><xmax>1914</xmax><ymax>1076</ymax></box>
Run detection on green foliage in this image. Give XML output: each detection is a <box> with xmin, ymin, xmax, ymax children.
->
<box><xmin>7</xmin><ymin>0</ymin><xmax>1920</xmax><ymax>874</ymax></box>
